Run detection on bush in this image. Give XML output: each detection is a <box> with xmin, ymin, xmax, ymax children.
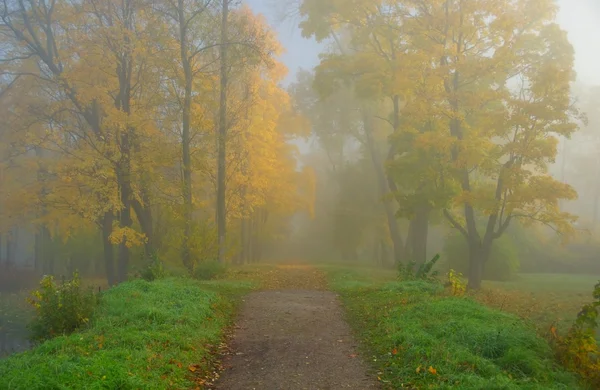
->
<box><xmin>443</xmin><ymin>232</ymin><xmax>520</xmax><ymax>281</ymax></box>
<box><xmin>138</xmin><ymin>253</ymin><xmax>166</xmax><ymax>282</ymax></box>
<box><xmin>551</xmin><ymin>280</ymin><xmax>600</xmax><ymax>387</ymax></box>
<box><xmin>26</xmin><ymin>271</ymin><xmax>99</xmax><ymax>342</ymax></box>
<box><xmin>192</xmin><ymin>261</ymin><xmax>227</xmax><ymax>280</ymax></box>
<box><xmin>397</xmin><ymin>254</ymin><xmax>441</xmax><ymax>281</ymax></box>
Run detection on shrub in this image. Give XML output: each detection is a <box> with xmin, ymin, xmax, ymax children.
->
<box><xmin>551</xmin><ymin>280</ymin><xmax>600</xmax><ymax>387</ymax></box>
<box><xmin>26</xmin><ymin>271</ymin><xmax>99</xmax><ymax>342</ymax></box>
<box><xmin>192</xmin><ymin>261</ymin><xmax>227</xmax><ymax>280</ymax></box>
<box><xmin>444</xmin><ymin>232</ymin><xmax>519</xmax><ymax>281</ymax></box>
<box><xmin>138</xmin><ymin>253</ymin><xmax>166</xmax><ymax>282</ymax></box>
<box><xmin>397</xmin><ymin>254</ymin><xmax>440</xmax><ymax>281</ymax></box>
<box><xmin>446</xmin><ymin>269</ymin><xmax>467</xmax><ymax>296</ymax></box>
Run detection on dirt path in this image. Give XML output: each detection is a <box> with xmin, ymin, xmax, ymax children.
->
<box><xmin>214</xmin><ymin>287</ymin><xmax>379</xmax><ymax>390</ymax></box>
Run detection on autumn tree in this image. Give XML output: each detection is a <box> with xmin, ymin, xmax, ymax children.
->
<box><xmin>398</xmin><ymin>0</ymin><xmax>581</xmax><ymax>288</ymax></box>
<box><xmin>0</xmin><ymin>0</ymin><xmax>170</xmax><ymax>284</ymax></box>
<box><xmin>289</xmin><ymin>70</ymin><xmax>394</xmax><ymax>264</ymax></box>
<box><xmin>295</xmin><ymin>4</ymin><xmax>411</xmax><ymax>264</ymax></box>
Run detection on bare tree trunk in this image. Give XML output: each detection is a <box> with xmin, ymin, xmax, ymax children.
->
<box><xmin>114</xmin><ymin>0</ymin><xmax>135</xmax><ymax>284</ymax></box>
<box><xmin>131</xmin><ymin>197</ymin><xmax>154</xmax><ymax>259</ymax></box>
<box><xmin>405</xmin><ymin>205</ymin><xmax>430</xmax><ymax>266</ymax></box>
<box><xmin>176</xmin><ymin>0</ymin><xmax>194</xmax><ymax>272</ymax></box>
<box><xmin>102</xmin><ymin>212</ymin><xmax>116</xmax><ymax>286</ymax></box>
<box><xmin>6</xmin><ymin>229</ymin><xmax>13</xmax><ymax>267</ymax></box>
<box><xmin>240</xmin><ymin>217</ymin><xmax>248</xmax><ymax>264</ymax></box>
<box><xmin>362</xmin><ymin>111</ymin><xmax>405</xmax><ymax>265</ymax></box>
<box><xmin>35</xmin><ymin>226</ymin><xmax>52</xmax><ymax>275</ymax></box>
<box><xmin>117</xmin><ymin>163</ymin><xmax>133</xmax><ymax>283</ymax></box>
<box><xmin>216</xmin><ymin>0</ymin><xmax>229</xmax><ymax>263</ymax></box>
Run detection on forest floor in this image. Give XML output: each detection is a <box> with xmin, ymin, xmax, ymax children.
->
<box><xmin>216</xmin><ymin>264</ymin><xmax>379</xmax><ymax>389</ymax></box>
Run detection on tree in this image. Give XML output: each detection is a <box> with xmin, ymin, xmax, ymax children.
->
<box><xmin>216</xmin><ymin>0</ymin><xmax>229</xmax><ymax>262</ymax></box>
<box><xmin>0</xmin><ymin>0</ymin><xmax>170</xmax><ymax>284</ymax></box>
<box><xmin>402</xmin><ymin>0</ymin><xmax>580</xmax><ymax>289</ymax></box>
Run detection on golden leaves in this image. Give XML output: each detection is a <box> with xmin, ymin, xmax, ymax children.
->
<box><xmin>109</xmin><ymin>227</ymin><xmax>148</xmax><ymax>248</ymax></box>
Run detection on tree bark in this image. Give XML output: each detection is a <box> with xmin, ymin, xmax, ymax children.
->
<box><xmin>177</xmin><ymin>0</ymin><xmax>194</xmax><ymax>272</ymax></box>
<box><xmin>216</xmin><ymin>0</ymin><xmax>229</xmax><ymax>263</ymax></box>
<box><xmin>116</xmin><ymin>163</ymin><xmax>132</xmax><ymax>284</ymax></box>
<box><xmin>102</xmin><ymin>212</ymin><xmax>116</xmax><ymax>286</ymax></box>
<box><xmin>240</xmin><ymin>217</ymin><xmax>248</xmax><ymax>265</ymax></box>
<box><xmin>131</xmin><ymin>198</ymin><xmax>154</xmax><ymax>259</ymax></box>
<box><xmin>406</xmin><ymin>204</ymin><xmax>430</xmax><ymax>266</ymax></box>
<box><xmin>114</xmin><ymin>0</ymin><xmax>135</xmax><ymax>284</ymax></box>
<box><xmin>362</xmin><ymin>111</ymin><xmax>404</xmax><ymax>265</ymax></box>
<box><xmin>467</xmin><ymin>237</ymin><xmax>493</xmax><ymax>290</ymax></box>
<box><xmin>467</xmin><ymin>245</ymin><xmax>484</xmax><ymax>290</ymax></box>
<box><xmin>35</xmin><ymin>226</ymin><xmax>51</xmax><ymax>275</ymax></box>
<box><xmin>6</xmin><ymin>228</ymin><xmax>13</xmax><ymax>267</ymax></box>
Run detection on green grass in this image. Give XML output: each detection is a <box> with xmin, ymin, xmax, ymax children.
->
<box><xmin>483</xmin><ymin>273</ymin><xmax>600</xmax><ymax>294</ymax></box>
<box><xmin>476</xmin><ymin>273</ymin><xmax>599</xmax><ymax>339</ymax></box>
<box><xmin>326</xmin><ymin>267</ymin><xmax>583</xmax><ymax>390</ymax></box>
<box><xmin>0</xmin><ymin>277</ymin><xmax>253</xmax><ymax>389</ymax></box>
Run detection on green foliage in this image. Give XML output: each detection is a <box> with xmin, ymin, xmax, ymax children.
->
<box><xmin>398</xmin><ymin>254</ymin><xmax>441</xmax><ymax>281</ymax></box>
<box><xmin>326</xmin><ymin>268</ymin><xmax>581</xmax><ymax>389</ymax></box>
<box><xmin>1</xmin><ymin>278</ymin><xmax>250</xmax><ymax>389</ymax></box>
<box><xmin>137</xmin><ymin>253</ymin><xmax>166</xmax><ymax>282</ymax></box>
<box><xmin>193</xmin><ymin>261</ymin><xmax>227</xmax><ymax>281</ymax></box>
<box><xmin>26</xmin><ymin>272</ymin><xmax>99</xmax><ymax>342</ymax></box>
<box><xmin>444</xmin><ymin>233</ymin><xmax>520</xmax><ymax>281</ymax></box>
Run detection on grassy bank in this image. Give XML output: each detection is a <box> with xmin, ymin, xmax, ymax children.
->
<box><xmin>0</xmin><ymin>277</ymin><xmax>252</xmax><ymax>389</ymax></box>
<box><xmin>326</xmin><ymin>267</ymin><xmax>582</xmax><ymax>390</ymax></box>
<box><xmin>478</xmin><ymin>274</ymin><xmax>599</xmax><ymax>336</ymax></box>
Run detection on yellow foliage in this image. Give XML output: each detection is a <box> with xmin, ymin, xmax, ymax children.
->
<box><xmin>447</xmin><ymin>269</ymin><xmax>467</xmax><ymax>297</ymax></box>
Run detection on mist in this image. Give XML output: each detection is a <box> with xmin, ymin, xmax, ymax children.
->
<box><xmin>0</xmin><ymin>0</ymin><xmax>599</xmax><ymax>387</ymax></box>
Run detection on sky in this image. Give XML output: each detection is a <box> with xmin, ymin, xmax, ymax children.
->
<box><xmin>245</xmin><ymin>0</ymin><xmax>600</xmax><ymax>87</ymax></box>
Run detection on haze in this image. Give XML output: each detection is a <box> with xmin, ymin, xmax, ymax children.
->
<box><xmin>0</xmin><ymin>0</ymin><xmax>599</xmax><ymax>388</ymax></box>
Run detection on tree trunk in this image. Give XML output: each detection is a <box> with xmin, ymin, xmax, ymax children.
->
<box><xmin>34</xmin><ymin>230</ymin><xmax>42</xmax><ymax>273</ymax></box>
<box><xmin>177</xmin><ymin>0</ymin><xmax>194</xmax><ymax>271</ymax></box>
<box><xmin>102</xmin><ymin>212</ymin><xmax>116</xmax><ymax>286</ymax></box>
<box><xmin>35</xmin><ymin>226</ymin><xmax>51</xmax><ymax>275</ymax></box>
<box><xmin>216</xmin><ymin>0</ymin><xmax>229</xmax><ymax>263</ymax></box>
<box><xmin>406</xmin><ymin>204</ymin><xmax>430</xmax><ymax>266</ymax></box>
<box><xmin>467</xmin><ymin>238</ymin><xmax>492</xmax><ymax>290</ymax></box>
<box><xmin>115</xmin><ymin>0</ymin><xmax>135</xmax><ymax>284</ymax></box>
<box><xmin>116</xmin><ymin>162</ymin><xmax>133</xmax><ymax>284</ymax></box>
<box><xmin>131</xmin><ymin>198</ymin><xmax>154</xmax><ymax>260</ymax></box>
<box><xmin>361</xmin><ymin>111</ymin><xmax>404</xmax><ymax>265</ymax></box>
<box><xmin>240</xmin><ymin>217</ymin><xmax>248</xmax><ymax>265</ymax></box>
<box><xmin>467</xmin><ymin>247</ymin><xmax>484</xmax><ymax>290</ymax></box>
<box><xmin>6</xmin><ymin>229</ymin><xmax>13</xmax><ymax>267</ymax></box>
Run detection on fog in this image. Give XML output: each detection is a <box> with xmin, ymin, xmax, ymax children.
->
<box><xmin>1</xmin><ymin>0</ymin><xmax>600</xmax><ymax>360</ymax></box>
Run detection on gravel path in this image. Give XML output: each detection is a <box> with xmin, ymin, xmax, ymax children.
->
<box><xmin>214</xmin><ymin>289</ymin><xmax>379</xmax><ymax>390</ymax></box>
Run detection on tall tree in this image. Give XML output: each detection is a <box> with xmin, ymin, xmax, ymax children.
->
<box><xmin>402</xmin><ymin>0</ymin><xmax>581</xmax><ymax>288</ymax></box>
<box><xmin>216</xmin><ymin>0</ymin><xmax>229</xmax><ymax>262</ymax></box>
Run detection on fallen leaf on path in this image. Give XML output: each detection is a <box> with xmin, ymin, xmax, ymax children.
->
<box><xmin>349</xmin><ymin>353</ymin><xmax>358</xmax><ymax>358</ymax></box>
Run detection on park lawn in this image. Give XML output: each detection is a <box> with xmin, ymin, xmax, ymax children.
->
<box><xmin>476</xmin><ymin>273</ymin><xmax>600</xmax><ymax>336</ymax></box>
<box><xmin>326</xmin><ymin>267</ymin><xmax>583</xmax><ymax>390</ymax></box>
<box><xmin>0</xmin><ymin>277</ymin><xmax>253</xmax><ymax>389</ymax></box>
